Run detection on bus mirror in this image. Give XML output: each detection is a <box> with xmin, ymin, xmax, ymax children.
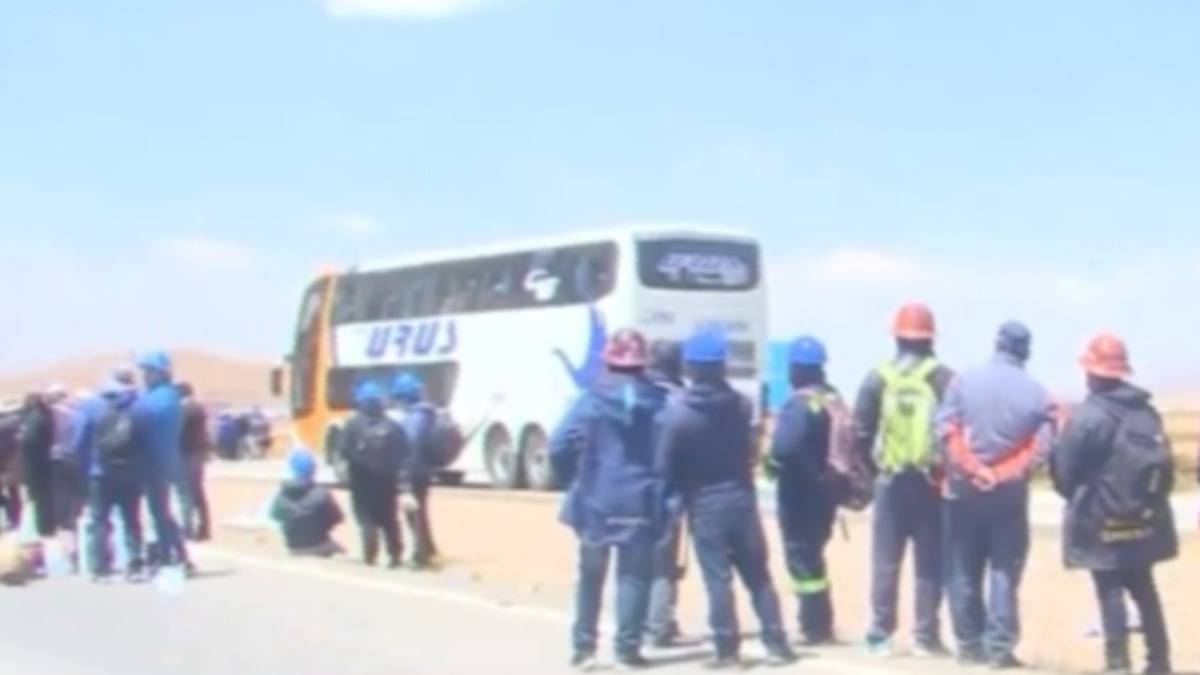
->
<box><xmin>269</xmin><ymin>366</ymin><xmax>283</xmax><ymax>397</ymax></box>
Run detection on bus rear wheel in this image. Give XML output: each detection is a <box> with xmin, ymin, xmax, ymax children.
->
<box><xmin>520</xmin><ymin>426</ymin><xmax>557</xmax><ymax>491</ymax></box>
<box><xmin>484</xmin><ymin>426</ymin><xmax>524</xmax><ymax>490</ymax></box>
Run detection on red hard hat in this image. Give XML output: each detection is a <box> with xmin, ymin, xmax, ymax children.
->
<box><xmin>603</xmin><ymin>328</ymin><xmax>648</xmax><ymax>368</ymax></box>
<box><xmin>1079</xmin><ymin>333</ymin><xmax>1131</xmax><ymax>379</ymax></box>
<box><xmin>891</xmin><ymin>302</ymin><xmax>936</xmax><ymax>339</ymax></box>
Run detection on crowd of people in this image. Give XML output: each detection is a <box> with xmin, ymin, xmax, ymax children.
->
<box><xmin>0</xmin><ymin>306</ymin><xmax>1180</xmax><ymax>675</ymax></box>
<box><xmin>0</xmin><ymin>351</ymin><xmax>211</xmax><ymax>581</ymax></box>
<box><xmin>269</xmin><ymin>371</ymin><xmax>456</xmax><ymax>570</ymax></box>
<box><xmin>549</xmin><ymin>302</ymin><xmax>1178</xmax><ymax>675</ymax></box>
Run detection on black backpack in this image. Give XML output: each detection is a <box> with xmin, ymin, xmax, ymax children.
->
<box><xmin>1095</xmin><ymin>404</ymin><xmax>1174</xmax><ymax>524</ymax></box>
<box><xmin>353</xmin><ymin>416</ymin><xmax>395</xmax><ymax>473</ymax></box>
<box><xmin>96</xmin><ymin>401</ymin><xmax>136</xmax><ymax>469</ymax></box>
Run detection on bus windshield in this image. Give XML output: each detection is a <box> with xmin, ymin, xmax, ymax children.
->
<box><xmin>636</xmin><ymin>238</ymin><xmax>760</xmax><ymax>291</ymax></box>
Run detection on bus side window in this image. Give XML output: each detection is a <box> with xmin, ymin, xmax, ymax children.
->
<box><xmin>481</xmin><ymin>255</ymin><xmax>519</xmax><ymax>310</ymax></box>
<box><xmin>371</xmin><ymin>269</ymin><xmax>404</xmax><ymax>320</ymax></box>
<box><xmin>564</xmin><ymin>242</ymin><xmax>616</xmax><ymax>304</ymax></box>
<box><xmin>407</xmin><ymin>273</ymin><xmax>435</xmax><ymax>318</ymax></box>
<box><xmin>440</xmin><ymin>262</ymin><xmax>480</xmax><ymax>313</ymax></box>
<box><xmin>330</xmin><ymin>277</ymin><xmax>358</xmax><ymax>324</ymax></box>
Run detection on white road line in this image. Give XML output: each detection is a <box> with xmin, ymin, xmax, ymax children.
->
<box><xmin>193</xmin><ymin>543</ymin><xmax>908</xmax><ymax>675</ymax></box>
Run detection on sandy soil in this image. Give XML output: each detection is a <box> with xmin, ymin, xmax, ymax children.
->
<box><xmin>205</xmin><ymin>478</ymin><xmax>1200</xmax><ymax>673</ymax></box>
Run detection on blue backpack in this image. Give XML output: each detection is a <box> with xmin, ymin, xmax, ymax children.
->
<box><xmin>414</xmin><ymin>404</ymin><xmax>464</xmax><ymax>469</ymax></box>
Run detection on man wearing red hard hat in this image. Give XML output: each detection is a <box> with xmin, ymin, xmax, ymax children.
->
<box><xmin>852</xmin><ymin>302</ymin><xmax>955</xmax><ymax>658</ymax></box>
<box><xmin>1050</xmin><ymin>333</ymin><xmax>1176</xmax><ymax>675</ymax></box>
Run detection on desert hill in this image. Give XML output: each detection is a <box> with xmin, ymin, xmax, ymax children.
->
<box><xmin>0</xmin><ymin>348</ymin><xmax>276</xmax><ymax>407</ymax></box>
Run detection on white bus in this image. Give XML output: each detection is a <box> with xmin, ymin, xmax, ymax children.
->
<box><xmin>278</xmin><ymin>223</ymin><xmax>767</xmax><ymax>490</ymax></box>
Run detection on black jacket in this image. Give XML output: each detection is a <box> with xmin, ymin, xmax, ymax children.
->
<box><xmin>270</xmin><ymin>479</ymin><xmax>343</xmax><ymax>550</ymax></box>
<box><xmin>17</xmin><ymin>401</ymin><xmax>54</xmax><ymax>484</ymax></box>
<box><xmin>1050</xmin><ymin>382</ymin><xmax>1178</xmax><ymax>571</ymax></box>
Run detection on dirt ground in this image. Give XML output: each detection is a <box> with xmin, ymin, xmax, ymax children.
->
<box><xmin>205</xmin><ymin>478</ymin><xmax>1200</xmax><ymax>673</ymax></box>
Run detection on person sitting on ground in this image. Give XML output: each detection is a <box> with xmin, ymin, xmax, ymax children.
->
<box><xmin>270</xmin><ymin>448</ymin><xmax>344</xmax><ymax>557</ymax></box>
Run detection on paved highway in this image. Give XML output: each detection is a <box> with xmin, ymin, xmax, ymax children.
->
<box><xmin>0</xmin><ymin>546</ymin><xmax>952</xmax><ymax>675</ymax></box>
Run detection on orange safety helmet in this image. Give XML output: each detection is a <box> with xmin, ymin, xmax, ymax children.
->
<box><xmin>891</xmin><ymin>302</ymin><xmax>936</xmax><ymax>340</ymax></box>
<box><xmin>1079</xmin><ymin>333</ymin><xmax>1132</xmax><ymax>379</ymax></box>
<box><xmin>603</xmin><ymin>327</ymin><xmax>649</xmax><ymax>368</ymax></box>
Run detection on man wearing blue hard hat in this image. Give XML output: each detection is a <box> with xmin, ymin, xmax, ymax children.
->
<box><xmin>657</xmin><ymin>327</ymin><xmax>794</xmax><ymax>668</ymax></box>
<box><xmin>131</xmin><ymin>349</ymin><xmax>192</xmax><ymax>573</ymax></box>
<box><xmin>338</xmin><ymin>379</ymin><xmax>411</xmax><ymax>568</ymax></box>
<box><xmin>270</xmin><ymin>447</ymin><xmax>344</xmax><ymax>557</ymax></box>
<box><xmin>763</xmin><ymin>334</ymin><xmax>845</xmax><ymax>645</ymax></box>
<box><xmin>390</xmin><ymin>372</ymin><xmax>441</xmax><ymax>569</ymax></box>
<box><xmin>73</xmin><ymin>374</ymin><xmax>144</xmax><ymax>581</ymax></box>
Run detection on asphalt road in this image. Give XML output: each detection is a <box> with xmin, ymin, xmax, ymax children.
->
<box><xmin>0</xmin><ymin>546</ymin><xmax>980</xmax><ymax>675</ymax></box>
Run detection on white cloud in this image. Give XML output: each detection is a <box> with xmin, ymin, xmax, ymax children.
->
<box><xmin>323</xmin><ymin>211</ymin><xmax>381</xmax><ymax>236</ymax></box>
<box><xmin>159</xmin><ymin>236</ymin><xmax>254</xmax><ymax>270</ymax></box>
<box><xmin>323</xmin><ymin>0</ymin><xmax>497</xmax><ymax>19</ymax></box>
<box><xmin>806</xmin><ymin>247</ymin><xmax>934</xmax><ymax>285</ymax></box>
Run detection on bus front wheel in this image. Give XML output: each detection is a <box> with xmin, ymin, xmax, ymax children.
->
<box><xmin>520</xmin><ymin>426</ymin><xmax>557</xmax><ymax>491</ymax></box>
<box><xmin>484</xmin><ymin>426</ymin><xmax>524</xmax><ymax>490</ymax></box>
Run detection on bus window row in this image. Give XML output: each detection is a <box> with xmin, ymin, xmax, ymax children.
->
<box><xmin>330</xmin><ymin>241</ymin><xmax>618</xmax><ymax>324</ymax></box>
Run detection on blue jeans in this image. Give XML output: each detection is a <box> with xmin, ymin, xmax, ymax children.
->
<box><xmin>646</xmin><ymin>520</ymin><xmax>683</xmax><ymax>639</ymax></box>
<box><xmin>572</xmin><ymin>540</ymin><xmax>654</xmax><ymax>656</ymax></box>
<box><xmin>944</xmin><ymin>494</ymin><xmax>1029</xmax><ymax>658</ymax></box>
<box><xmin>689</xmin><ymin>491</ymin><xmax>787</xmax><ymax>656</ymax></box>
<box><xmin>145</xmin><ymin>478</ymin><xmax>189</xmax><ymax>566</ymax></box>
<box><xmin>86</xmin><ymin>472</ymin><xmax>143</xmax><ymax>575</ymax></box>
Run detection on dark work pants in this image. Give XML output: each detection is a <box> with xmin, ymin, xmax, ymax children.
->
<box><xmin>86</xmin><ymin>473</ymin><xmax>144</xmax><ymax>575</ymax></box>
<box><xmin>572</xmin><ymin>540</ymin><xmax>654</xmax><ymax>656</ymax></box>
<box><xmin>869</xmin><ymin>473</ymin><xmax>944</xmax><ymax>645</ymax></box>
<box><xmin>944</xmin><ymin>495</ymin><xmax>1029</xmax><ymax>659</ymax></box>
<box><xmin>690</xmin><ymin>492</ymin><xmax>788</xmax><ymax>657</ymax></box>
<box><xmin>177</xmin><ymin>455</ymin><xmax>211</xmax><ymax>540</ymax></box>
<box><xmin>49</xmin><ymin>460</ymin><xmax>83</xmax><ymax>534</ymax></box>
<box><xmin>402</xmin><ymin>479</ymin><xmax>436</xmax><ymax>565</ymax></box>
<box><xmin>646</xmin><ymin>519</ymin><xmax>683</xmax><ymax>640</ymax></box>
<box><xmin>778</xmin><ymin>500</ymin><xmax>836</xmax><ymax>641</ymax></box>
<box><xmin>1090</xmin><ymin>567</ymin><xmax>1170</xmax><ymax>672</ymax></box>
<box><xmin>348</xmin><ymin>468</ymin><xmax>400</xmax><ymax>564</ymax></box>
<box><xmin>0</xmin><ymin>485</ymin><xmax>21</xmax><ymax>528</ymax></box>
<box><xmin>26</xmin><ymin>465</ymin><xmax>58</xmax><ymax>537</ymax></box>
<box><xmin>145</xmin><ymin>478</ymin><xmax>189</xmax><ymax>566</ymax></box>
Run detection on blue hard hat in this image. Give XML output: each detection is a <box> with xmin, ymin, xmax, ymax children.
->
<box><xmin>682</xmin><ymin>328</ymin><xmax>728</xmax><ymax>364</ymax></box>
<box><xmin>390</xmin><ymin>372</ymin><xmax>423</xmax><ymax>398</ymax></box>
<box><xmin>286</xmin><ymin>447</ymin><xmax>316</xmax><ymax>480</ymax></box>
<box><xmin>135</xmin><ymin>349</ymin><xmax>171</xmax><ymax>372</ymax></box>
<box><xmin>353</xmin><ymin>380</ymin><xmax>384</xmax><ymax>404</ymax></box>
<box><xmin>788</xmin><ymin>335</ymin><xmax>827</xmax><ymax>366</ymax></box>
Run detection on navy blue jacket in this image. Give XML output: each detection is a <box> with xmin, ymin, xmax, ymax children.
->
<box><xmin>270</xmin><ymin>478</ymin><xmax>344</xmax><ymax>551</ymax></box>
<box><xmin>656</xmin><ymin>377</ymin><xmax>756</xmax><ymax>506</ymax></box>
<box><xmin>394</xmin><ymin>402</ymin><xmax>437</xmax><ymax>483</ymax></box>
<box><xmin>549</xmin><ymin>372</ymin><xmax>668</xmax><ymax>546</ymax></box>
<box><xmin>768</xmin><ymin>383</ymin><xmax>838</xmax><ymax>513</ymax></box>
<box><xmin>1050</xmin><ymin>382</ymin><xmax>1178</xmax><ymax>571</ymax></box>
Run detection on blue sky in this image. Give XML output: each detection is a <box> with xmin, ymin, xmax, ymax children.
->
<box><xmin>1</xmin><ymin>0</ymin><xmax>1197</xmax><ymax>395</ymax></box>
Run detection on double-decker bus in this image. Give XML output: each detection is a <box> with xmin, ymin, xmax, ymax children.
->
<box><xmin>270</xmin><ymin>223</ymin><xmax>767</xmax><ymax>490</ymax></box>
